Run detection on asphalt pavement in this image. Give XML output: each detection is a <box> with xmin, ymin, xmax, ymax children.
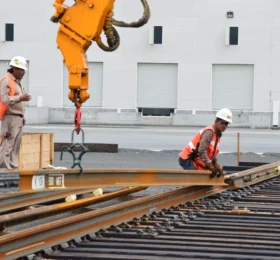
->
<box><xmin>24</xmin><ymin>124</ymin><xmax>280</xmax><ymax>154</ymax></box>
<box><xmin>55</xmin><ymin>149</ymin><xmax>280</xmax><ymax>170</ymax></box>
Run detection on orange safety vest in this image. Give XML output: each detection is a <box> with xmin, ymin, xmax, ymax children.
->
<box><xmin>0</xmin><ymin>74</ymin><xmax>15</xmax><ymax>120</ymax></box>
<box><xmin>179</xmin><ymin>125</ymin><xmax>220</xmax><ymax>170</ymax></box>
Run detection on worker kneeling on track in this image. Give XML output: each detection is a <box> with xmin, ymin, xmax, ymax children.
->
<box><xmin>179</xmin><ymin>108</ymin><xmax>232</xmax><ymax>178</ymax></box>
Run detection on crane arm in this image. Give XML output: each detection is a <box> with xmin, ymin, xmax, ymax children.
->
<box><xmin>51</xmin><ymin>0</ymin><xmax>150</xmax><ymax>108</ymax></box>
<box><xmin>52</xmin><ymin>0</ymin><xmax>116</xmax><ymax>108</ymax></box>
<box><xmin>51</xmin><ymin>0</ymin><xmax>150</xmax><ymax>135</ymax></box>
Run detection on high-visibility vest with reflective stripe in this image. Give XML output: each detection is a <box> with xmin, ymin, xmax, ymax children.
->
<box><xmin>0</xmin><ymin>74</ymin><xmax>16</xmax><ymax>120</ymax></box>
<box><xmin>179</xmin><ymin>125</ymin><xmax>220</xmax><ymax>170</ymax></box>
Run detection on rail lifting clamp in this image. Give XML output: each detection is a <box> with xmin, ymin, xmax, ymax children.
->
<box><xmin>60</xmin><ymin>128</ymin><xmax>88</xmax><ymax>175</ymax></box>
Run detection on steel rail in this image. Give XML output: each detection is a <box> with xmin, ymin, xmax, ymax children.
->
<box><xmin>0</xmin><ymin>186</ymin><xmax>147</xmax><ymax>228</ymax></box>
<box><xmin>0</xmin><ymin>189</ymin><xmax>94</xmax><ymax>214</ymax></box>
<box><xmin>19</xmin><ymin>168</ymin><xmax>226</xmax><ymax>191</ymax></box>
<box><xmin>0</xmin><ymin>185</ymin><xmax>225</xmax><ymax>260</ymax></box>
<box><xmin>225</xmin><ymin>161</ymin><xmax>280</xmax><ymax>188</ymax></box>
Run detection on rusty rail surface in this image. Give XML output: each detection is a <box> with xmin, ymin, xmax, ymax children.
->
<box><xmin>19</xmin><ymin>168</ymin><xmax>226</xmax><ymax>191</ymax></box>
<box><xmin>0</xmin><ymin>186</ymin><xmax>147</xmax><ymax>228</ymax></box>
<box><xmin>0</xmin><ymin>161</ymin><xmax>279</xmax><ymax>259</ymax></box>
<box><xmin>0</xmin><ymin>189</ymin><xmax>95</xmax><ymax>214</ymax></box>
<box><xmin>226</xmin><ymin>161</ymin><xmax>280</xmax><ymax>188</ymax></box>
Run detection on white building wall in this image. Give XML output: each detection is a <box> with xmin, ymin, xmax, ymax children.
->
<box><xmin>0</xmin><ymin>0</ymin><xmax>279</xmax><ymax>125</ymax></box>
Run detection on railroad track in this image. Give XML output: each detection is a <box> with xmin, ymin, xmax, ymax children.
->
<box><xmin>0</xmin><ymin>161</ymin><xmax>279</xmax><ymax>259</ymax></box>
<box><xmin>40</xmin><ymin>178</ymin><xmax>280</xmax><ymax>260</ymax></box>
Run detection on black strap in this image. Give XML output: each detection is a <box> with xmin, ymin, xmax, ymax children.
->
<box><xmin>7</xmin><ymin>113</ymin><xmax>24</xmax><ymax>118</ymax></box>
<box><xmin>188</xmin><ymin>142</ymin><xmax>200</xmax><ymax>161</ymax></box>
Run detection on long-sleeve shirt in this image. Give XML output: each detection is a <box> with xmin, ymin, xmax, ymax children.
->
<box><xmin>198</xmin><ymin>127</ymin><xmax>222</xmax><ymax>164</ymax></box>
<box><xmin>0</xmin><ymin>73</ymin><xmax>25</xmax><ymax>116</ymax></box>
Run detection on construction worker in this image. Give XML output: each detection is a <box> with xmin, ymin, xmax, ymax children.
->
<box><xmin>179</xmin><ymin>108</ymin><xmax>233</xmax><ymax>178</ymax></box>
<box><xmin>0</xmin><ymin>56</ymin><xmax>31</xmax><ymax>170</ymax></box>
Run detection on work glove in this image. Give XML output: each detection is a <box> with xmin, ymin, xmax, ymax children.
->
<box><xmin>205</xmin><ymin>162</ymin><xmax>218</xmax><ymax>179</ymax></box>
<box><xmin>212</xmin><ymin>159</ymin><xmax>224</xmax><ymax>178</ymax></box>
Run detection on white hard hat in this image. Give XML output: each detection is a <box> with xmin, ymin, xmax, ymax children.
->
<box><xmin>216</xmin><ymin>108</ymin><xmax>233</xmax><ymax>123</ymax></box>
<box><xmin>9</xmin><ymin>56</ymin><xmax>28</xmax><ymax>71</ymax></box>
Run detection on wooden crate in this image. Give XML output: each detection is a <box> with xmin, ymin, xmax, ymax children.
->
<box><xmin>18</xmin><ymin>133</ymin><xmax>54</xmax><ymax>170</ymax></box>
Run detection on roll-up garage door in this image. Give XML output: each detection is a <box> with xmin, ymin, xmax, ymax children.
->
<box><xmin>212</xmin><ymin>64</ymin><xmax>254</xmax><ymax>110</ymax></box>
<box><xmin>63</xmin><ymin>62</ymin><xmax>103</xmax><ymax>107</ymax></box>
<box><xmin>137</xmin><ymin>63</ymin><xmax>178</xmax><ymax>108</ymax></box>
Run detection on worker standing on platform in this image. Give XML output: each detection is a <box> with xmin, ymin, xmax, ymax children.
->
<box><xmin>0</xmin><ymin>56</ymin><xmax>31</xmax><ymax>170</ymax></box>
<box><xmin>179</xmin><ymin>108</ymin><xmax>233</xmax><ymax>178</ymax></box>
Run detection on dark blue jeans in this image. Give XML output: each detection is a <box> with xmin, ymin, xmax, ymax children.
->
<box><xmin>179</xmin><ymin>157</ymin><xmax>196</xmax><ymax>170</ymax></box>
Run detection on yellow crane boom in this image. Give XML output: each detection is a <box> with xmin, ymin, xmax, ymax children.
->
<box><xmin>51</xmin><ymin>0</ymin><xmax>150</xmax><ymax>109</ymax></box>
<box><xmin>50</xmin><ymin>0</ymin><xmax>150</xmax><ymax>171</ymax></box>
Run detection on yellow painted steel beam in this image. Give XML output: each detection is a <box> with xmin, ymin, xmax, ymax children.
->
<box><xmin>19</xmin><ymin>168</ymin><xmax>227</xmax><ymax>192</ymax></box>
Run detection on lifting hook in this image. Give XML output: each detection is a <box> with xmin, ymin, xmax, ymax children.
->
<box><xmin>60</xmin><ymin>128</ymin><xmax>88</xmax><ymax>175</ymax></box>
